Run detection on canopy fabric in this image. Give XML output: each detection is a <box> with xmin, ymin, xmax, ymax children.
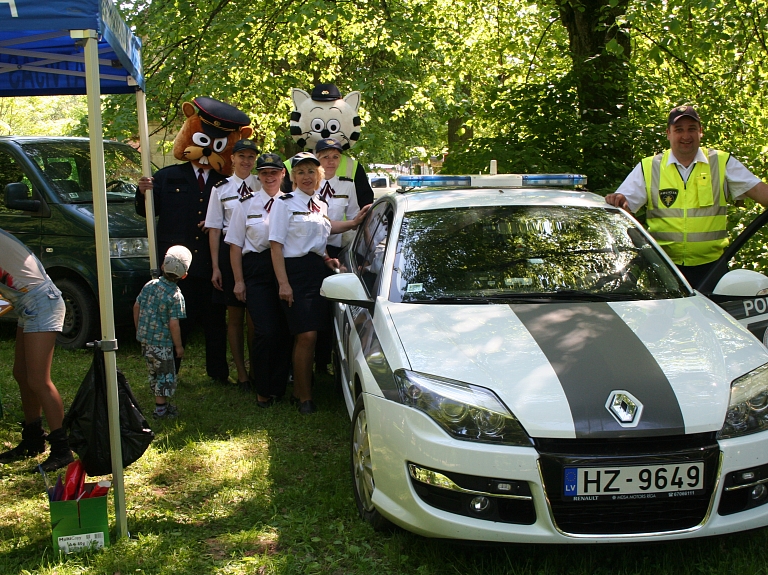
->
<box><xmin>0</xmin><ymin>0</ymin><xmax>144</xmax><ymax>96</ymax></box>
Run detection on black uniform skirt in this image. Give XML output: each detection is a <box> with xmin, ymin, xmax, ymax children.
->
<box><xmin>219</xmin><ymin>234</ymin><xmax>246</xmax><ymax>308</ymax></box>
<box><xmin>281</xmin><ymin>252</ymin><xmax>331</xmax><ymax>335</ymax></box>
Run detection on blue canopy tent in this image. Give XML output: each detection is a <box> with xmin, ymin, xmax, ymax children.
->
<box><xmin>0</xmin><ymin>0</ymin><xmax>159</xmax><ymax>540</ymax></box>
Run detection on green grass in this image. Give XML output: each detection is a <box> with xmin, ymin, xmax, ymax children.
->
<box><xmin>1</xmin><ymin>322</ymin><xmax>768</xmax><ymax>574</ymax></box>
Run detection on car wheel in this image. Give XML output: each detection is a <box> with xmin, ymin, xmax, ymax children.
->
<box><xmin>54</xmin><ymin>278</ymin><xmax>98</xmax><ymax>349</ymax></box>
<box><xmin>350</xmin><ymin>394</ymin><xmax>392</xmax><ymax>531</ymax></box>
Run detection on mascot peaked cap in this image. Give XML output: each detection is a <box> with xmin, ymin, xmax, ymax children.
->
<box><xmin>194</xmin><ymin>97</ymin><xmax>250</xmax><ymax>138</ymax></box>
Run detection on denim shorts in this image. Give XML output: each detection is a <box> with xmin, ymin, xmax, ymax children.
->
<box><xmin>16</xmin><ymin>281</ymin><xmax>66</xmax><ymax>333</ymax></box>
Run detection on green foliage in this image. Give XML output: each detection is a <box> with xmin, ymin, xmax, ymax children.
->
<box><xmin>0</xmin><ymin>97</ymin><xmax>87</xmax><ymax>137</ymax></box>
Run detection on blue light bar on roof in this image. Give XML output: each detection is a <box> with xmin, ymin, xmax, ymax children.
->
<box><xmin>397</xmin><ymin>173</ymin><xmax>587</xmax><ymax>189</ymax></box>
<box><xmin>469</xmin><ymin>174</ymin><xmax>588</xmax><ymax>187</ymax></box>
<box><xmin>397</xmin><ymin>175</ymin><xmax>472</xmax><ymax>188</ymax></box>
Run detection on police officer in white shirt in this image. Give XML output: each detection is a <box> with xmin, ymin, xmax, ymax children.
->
<box><xmin>315</xmin><ymin>138</ymin><xmax>361</xmax><ymax>259</ymax></box>
<box><xmin>269</xmin><ymin>152</ymin><xmax>370</xmax><ymax>414</ymax></box>
<box><xmin>205</xmin><ymin>138</ymin><xmax>262</xmax><ymax>386</ymax></box>
<box><xmin>226</xmin><ymin>152</ymin><xmax>291</xmax><ymax>406</ymax></box>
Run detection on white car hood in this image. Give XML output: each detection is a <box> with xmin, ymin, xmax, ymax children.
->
<box><xmin>386</xmin><ymin>296</ymin><xmax>768</xmax><ymax>439</ymax></box>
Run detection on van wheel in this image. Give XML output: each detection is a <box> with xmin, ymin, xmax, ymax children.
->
<box><xmin>350</xmin><ymin>394</ymin><xmax>392</xmax><ymax>531</ymax></box>
<box><xmin>54</xmin><ymin>278</ymin><xmax>98</xmax><ymax>349</ymax></box>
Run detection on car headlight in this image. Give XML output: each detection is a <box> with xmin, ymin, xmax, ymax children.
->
<box><xmin>393</xmin><ymin>369</ymin><xmax>531</xmax><ymax>446</ymax></box>
<box><xmin>109</xmin><ymin>238</ymin><xmax>149</xmax><ymax>258</ymax></box>
<box><xmin>718</xmin><ymin>363</ymin><xmax>768</xmax><ymax>439</ymax></box>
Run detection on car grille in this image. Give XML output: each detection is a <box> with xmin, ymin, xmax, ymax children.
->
<box><xmin>535</xmin><ymin>433</ymin><xmax>720</xmax><ymax>535</ymax></box>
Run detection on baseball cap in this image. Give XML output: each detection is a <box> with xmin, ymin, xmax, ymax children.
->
<box><xmin>256</xmin><ymin>153</ymin><xmax>284</xmax><ymax>170</ymax></box>
<box><xmin>290</xmin><ymin>151</ymin><xmax>321</xmax><ymax>168</ymax></box>
<box><xmin>668</xmin><ymin>105</ymin><xmax>700</xmax><ymax>126</ymax></box>
<box><xmin>315</xmin><ymin>138</ymin><xmax>344</xmax><ymax>154</ymax></box>
<box><xmin>163</xmin><ymin>245</ymin><xmax>192</xmax><ymax>278</ymax></box>
<box><xmin>232</xmin><ymin>139</ymin><xmax>260</xmax><ymax>154</ymax></box>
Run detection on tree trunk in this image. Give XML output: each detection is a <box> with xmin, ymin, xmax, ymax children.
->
<box><xmin>558</xmin><ymin>0</ymin><xmax>632</xmax><ymax>191</ymax></box>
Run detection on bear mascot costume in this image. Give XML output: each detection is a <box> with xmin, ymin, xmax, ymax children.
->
<box><xmin>136</xmin><ymin>96</ymin><xmax>252</xmax><ymax>385</ymax></box>
<box><xmin>285</xmin><ymin>83</ymin><xmax>373</xmax><ymax>206</ymax></box>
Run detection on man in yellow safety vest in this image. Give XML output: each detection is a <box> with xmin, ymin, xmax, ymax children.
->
<box><xmin>606</xmin><ymin>105</ymin><xmax>768</xmax><ymax>285</ymax></box>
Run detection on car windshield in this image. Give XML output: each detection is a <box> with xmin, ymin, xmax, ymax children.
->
<box><xmin>391</xmin><ymin>205</ymin><xmax>688</xmax><ymax>303</ymax></box>
<box><xmin>20</xmin><ymin>141</ymin><xmax>141</xmax><ymax>203</ymax></box>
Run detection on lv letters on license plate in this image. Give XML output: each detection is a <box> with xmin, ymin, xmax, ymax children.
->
<box><xmin>563</xmin><ymin>462</ymin><xmax>704</xmax><ymax>500</ymax></box>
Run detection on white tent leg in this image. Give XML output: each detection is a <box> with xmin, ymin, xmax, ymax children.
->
<box><xmin>136</xmin><ymin>89</ymin><xmax>159</xmax><ymax>273</ymax></box>
<box><xmin>77</xmin><ymin>28</ymin><xmax>128</xmax><ymax>540</ymax></box>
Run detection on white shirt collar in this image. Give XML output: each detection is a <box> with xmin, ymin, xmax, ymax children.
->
<box><xmin>666</xmin><ymin>148</ymin><xmax>708</xmax><ymax>168</ymax></box>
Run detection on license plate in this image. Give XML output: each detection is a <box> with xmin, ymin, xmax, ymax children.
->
<box><xmin>563</xmin><ymin>462</ymin><xmax>704</xmax><ymax>500</ymax></box>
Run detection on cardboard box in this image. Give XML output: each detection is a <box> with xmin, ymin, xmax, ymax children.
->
<box><xmin>49</xmin><ymin>484</ymin><xmax>110</xmax><ymax>553</ymax></box>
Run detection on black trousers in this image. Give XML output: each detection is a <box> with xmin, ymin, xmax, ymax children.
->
<box><xmin>176</xmin><ymin>274</ymin><xmax>228</xmax><ymax>380</ymax></box>
<box><xmin>243</xmin><ymin>251</ymin><xmax>292</xmax><ymax>398</ymax></box>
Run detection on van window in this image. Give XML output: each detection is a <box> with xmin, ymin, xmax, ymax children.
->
<box><xmin>0</xmin><ymin>150</ymin><xmax>32</xmax><ymax>215</ymax></box>
<box><xmin>20</xmin><ymin>141</ymin><xmax>142</xmax><ymax>203</ymax></box>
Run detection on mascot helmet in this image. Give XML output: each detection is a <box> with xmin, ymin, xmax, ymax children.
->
<box><xmin>172</xmin><ymin>97</ymin><xmax>253</xmax><ymax>176</ymax></box>
<box><xmin>290</xmin><ymin>84</ymin><xmax>361</xmax><ymax>151</ymax></box>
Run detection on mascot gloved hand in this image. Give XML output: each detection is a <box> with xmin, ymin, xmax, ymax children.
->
<box><xmin>286</xmin><ymin>84</ymin><xmax>373</xmax><ymax>206</ymax></box>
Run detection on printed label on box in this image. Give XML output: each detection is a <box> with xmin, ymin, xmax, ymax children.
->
<box><xmin>57</xmin><ymin>532</ymin><xmax>105</xmax><ymax>553</ymax></box>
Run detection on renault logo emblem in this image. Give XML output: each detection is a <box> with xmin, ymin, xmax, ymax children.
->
<box><xmin>605</xmin><ymin>390</ymin><xmax>643</xmax><ymax>428</ymax></box>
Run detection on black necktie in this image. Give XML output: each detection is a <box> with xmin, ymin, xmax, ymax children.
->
<box><xmin>320</xmin><ymin>181</ymin><xmax>334</xmax><ymax>201</ymax></box>
<box><xmin>197</xmin><ymin>168</ymin><xmax>205</xmax><ymax>193</ymax></box>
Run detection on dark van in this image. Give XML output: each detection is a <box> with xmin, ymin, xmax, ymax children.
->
<box><xmin>0</xmin><ymin>136</ymin><xmax>151</xmax><ymax>348</ymax></box>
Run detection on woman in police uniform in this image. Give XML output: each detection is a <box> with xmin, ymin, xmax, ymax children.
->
<box><xmin>226</xmin><ymin>153</ymin><xmax>292</xmax><ymax>406</ymax></box>
<box><xmin>205</xmin><ymin>139</ymin><xmax>261</xmax><ymax>387</ymax></box>
<box><xmin>269</xmin><ymin>152</ymin><xmax>369</xmax><ymax>414</ymax></box>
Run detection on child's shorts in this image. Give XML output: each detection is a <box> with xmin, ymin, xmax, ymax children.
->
<box><xmin>141</xmin><ymin>344</ymin><xmax>178</xmax><ymax>397</ymax></box>
<box><xmin>16</xmin><ymin>281</ymin><xmax>65</xmax><ymax>334</ymax></box>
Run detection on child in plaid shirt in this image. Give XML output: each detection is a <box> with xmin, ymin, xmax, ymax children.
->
<box><xmin>133</xmin><ymin>246</ymin><xmax>190</xmax><ymax>419</ymax></box>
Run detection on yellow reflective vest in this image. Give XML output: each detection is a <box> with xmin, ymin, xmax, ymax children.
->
<box><xmin>284</xmin><ymin>155</ymin><xmax>356</xmax><ymax>180</ymax></box>
<box><xmin>642</xmin><ymin>147</ymin><xmax>730</xmax><ymax>266</ymax></box>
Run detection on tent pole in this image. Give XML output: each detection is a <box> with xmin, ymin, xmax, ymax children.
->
<box><xmin>136</xmin><ymin>89</ymin><xmax>159</xmax><ymax>274</ymax></box>
<box><xmin>76</xmin><ymin>28</ymin><xmax>128</xmax><ymax>540</ymax></box>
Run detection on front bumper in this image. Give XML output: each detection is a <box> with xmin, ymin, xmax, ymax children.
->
<box><xmin>363</xmin><ymin>393</ymin><xmax>768</xmax><ymax>543</ymax></box>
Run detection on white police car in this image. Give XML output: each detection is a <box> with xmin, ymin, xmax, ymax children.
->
<box><xmin>320</xmin><ymin>174</ymin><xmax>768</xmax><ymax>543</ymax></box>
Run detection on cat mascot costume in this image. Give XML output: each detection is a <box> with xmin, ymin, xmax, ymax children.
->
<box><xmin>287</xmin><ymin>83</ymin><xmax>373</xmax><ymax>206</ymax></box>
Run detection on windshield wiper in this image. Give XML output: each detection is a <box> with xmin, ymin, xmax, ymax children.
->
<box><xmin>484</xmin><ymin>290</ymin><xmax>638</xmax><ymax>302</ymax></box>
<box><xmin>407</xmin><ymin>296</ymin><xmax>492</xmax><ymax>304</ymax></box>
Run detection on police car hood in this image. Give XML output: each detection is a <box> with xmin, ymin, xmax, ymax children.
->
<box><xmin>387</xmin><ymin>296</ymin><xmax>768</xmax><ymax>439</ymax></box>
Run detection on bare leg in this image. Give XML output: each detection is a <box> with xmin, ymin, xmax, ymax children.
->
<box><xmin>13</xmin><ymin>327</ymin><xmax>65</xmax><ymax>429</ymax></box>
<box><xmin>227</xmin><ymin>306</ymin><xmax>249</xmax><ymax>383</ymax></box>
<box><xmin>292</xmin><ymin>331</ymin><xmax>317</xmax><ymax>402</ymax></box>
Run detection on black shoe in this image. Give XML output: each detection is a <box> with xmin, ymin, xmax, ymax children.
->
<box><xmin>37</xmin><ymin>449</ymin><xmax>74</xmax><ymax>473</ymax></box>
<box><xmin>256</xmin><ymin>396</ymin><xmax>275</xmax><ymax>408</ymax></box>
<box><xmin>37</xmin><ymin>427</ymin><xmax>74</xmax><ymax>473</ymax></box>
<box><xmin>298</xmin><ymin>400</ymin><xmax>317</xmax><ymax>415</ymax></box>
<box><xmin>0</xmin><ymin>419</ymin><xmax>46</xmax><ymax>463</ymax></box>
<box><xmin>239</xmin><ymin>380</ymin><xmax>254</xmax><ymax>393</ymax></box>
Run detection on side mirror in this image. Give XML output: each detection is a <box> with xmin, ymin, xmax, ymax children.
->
<box><xmin>321</xmin><ymin>273</ymin><xmax>375</xmax><ymax>310</ymax></box>
<box><xmin>4</xmin><ymin>182</ymin><xmax>40</xmax><ymax>212</ymax></box>
<box><xmin>713</xmin><ymin>269</ymin><xmax>768</xmax><ymax>297</ymax></box>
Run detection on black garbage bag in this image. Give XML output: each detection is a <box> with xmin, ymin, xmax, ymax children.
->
<box><xmin>63</xmin><ymin>347</ymin><xmax>154</xmax><ymax>476</ymax></box>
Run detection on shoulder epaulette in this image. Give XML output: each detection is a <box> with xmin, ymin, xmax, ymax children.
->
<box><xmin>213</xmin><ymin>179</ymin><xmax>229</xmax><ymax>188</ymax></box>
<box><xmin>280</xmin><ymin>194</ymin><xmax>293</xmax><ymax>200</ymax></box>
